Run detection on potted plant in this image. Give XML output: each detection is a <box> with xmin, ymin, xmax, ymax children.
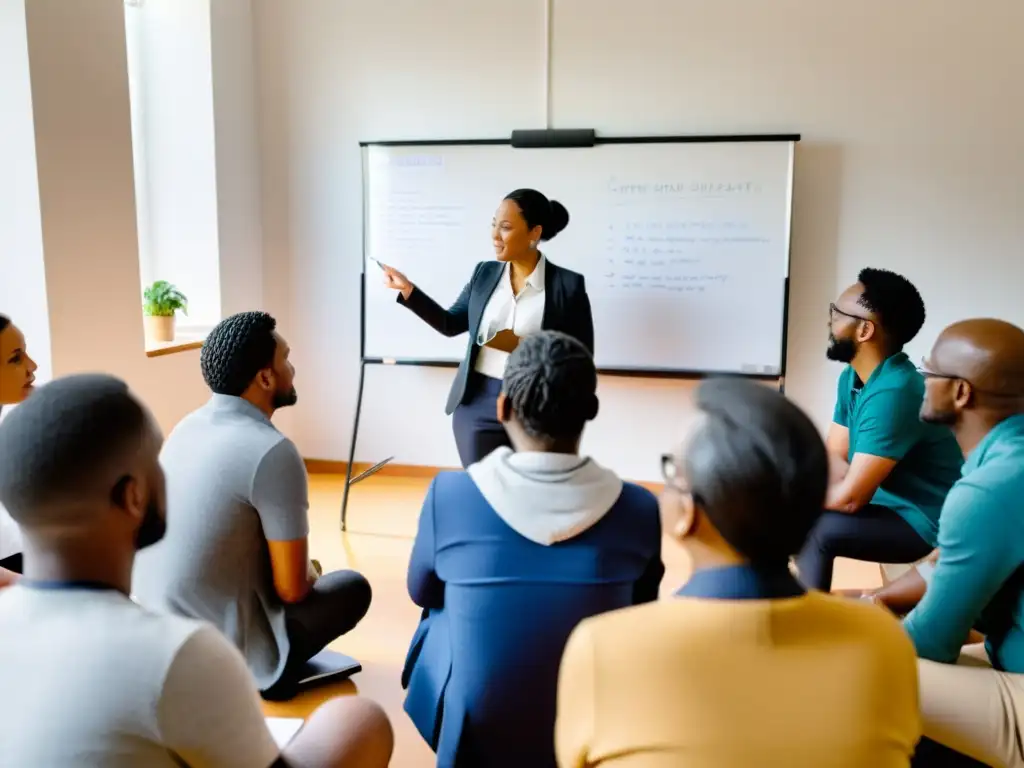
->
<box><xmin>142</xmin><ymin>280</ymin><xmax>188</xmax><ymax>343</ymax></box>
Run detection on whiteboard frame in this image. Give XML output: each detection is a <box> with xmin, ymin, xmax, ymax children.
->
<box><xmin>341</xmin><ymin>132</ymin><xmax>800</xmax><ymax>529</ymax></box>
<box><xmin>358</xmin><ymin>133</ymin><xmax>800</xmax><ymax>378</ymax></box>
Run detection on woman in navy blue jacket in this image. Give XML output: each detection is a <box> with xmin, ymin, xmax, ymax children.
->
<box><xmin>401</xmin><ymin>330</ymin><xmax>664</xmax><ymax>767</ymax></box>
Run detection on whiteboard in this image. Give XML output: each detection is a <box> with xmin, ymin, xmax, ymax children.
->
<box><xmin>362</xmin><ymin>138</ymin><xmax>795</xmax><ymax>375</ymax></box>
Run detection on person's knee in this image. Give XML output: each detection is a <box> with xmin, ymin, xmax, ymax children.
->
<box><xmin>341</xmin><ymin>697</ymin><xmax>393</xmax><ymax>750</ymax></box>
<box><xmin>346</xmin><ymin>572</ymin><xmax>372</xmax><ymax>623</ymax></box>
<box><xmin>284</xmin><ymin>696</ymin><xmax>393</xmax><ymax>768</ymax></box>
<box><xmin>319</xmin><ymin>569</ymin><xmax>372</xmax><ymax>618</ymax></box>
<box><xmin>318</xmin><ymin>697</ymin><xmax>395</xmax><ymax>766</ymax></box>
<box><xmin>802</xmin><ymin>516</ymin><xmax>840</xmax><ymax>555</ymax></box>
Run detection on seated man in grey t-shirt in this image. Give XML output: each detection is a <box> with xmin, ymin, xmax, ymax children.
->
<box><xmin>0</xmin><ymin>374</ymin><xmax>392</xmax><ymax>768</ymax></box>
<box><xmin>133</xmin><ymin>312</ymin><xmax>372</xmax><ymax>699</ymax></box>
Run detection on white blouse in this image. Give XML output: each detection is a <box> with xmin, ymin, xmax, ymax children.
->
<box><xmin>473</xmin><ymin>256</ymin><xmax>547</xmax><ymax>379</ymax></box>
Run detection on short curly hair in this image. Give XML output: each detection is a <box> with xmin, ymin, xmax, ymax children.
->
<box><xmin>200</xmin><ymin>311</ymin><xmax>279</xmax><ymax>396</ymax></box>
<box><xmin>857</xmin><ymin>268</ymin><xmax>926</xmax><ymax>349</ymax></box>
<box><xmin>0</xmin><ymin>374</ymin><xmax>149</xmax><ymax>521</ymax></box>
<box><xmin>502</xmin><ymin>330</ymin><xmax>598</xmax><ymax>442</ymax></box>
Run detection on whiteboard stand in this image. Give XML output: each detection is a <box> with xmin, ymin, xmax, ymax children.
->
<box><xmin>340</xmin><ymin>281</ymin><xmax>399</xmax><ymax>531</ymax></box>
<box><xmin>340</xmin><ymin>280</ymin><xmax>400</xmax><ymax>529</ymax></box>
<box><xmin>339</xmin><ymin>358</ymin><xmax>363</xmax><ymax>532</ymax></box>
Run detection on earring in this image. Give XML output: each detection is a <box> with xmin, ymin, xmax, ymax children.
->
<box><xmin>529</xmin><ymin>241</ymin><xmax>538</xmax><ymax>249</ymax></box>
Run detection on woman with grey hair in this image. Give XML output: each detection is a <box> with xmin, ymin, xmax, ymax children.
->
<box><xmin>556</xmin><ymin>378</ymin><xmax>922</xmax><ymax>768</ymax></box>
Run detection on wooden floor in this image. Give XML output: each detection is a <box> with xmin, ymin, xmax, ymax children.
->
<box><xmin>262</xmin><ymin>472</ymin><xmax>884</xmax><ymax>768</ymax></box>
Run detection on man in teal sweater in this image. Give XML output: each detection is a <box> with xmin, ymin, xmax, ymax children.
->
<box><xmin>872</xmin><ymin>318</ymin><xmax>1024</xmax><ymax>768</ymax></box>
<box><xmin>797</xmin><ymin>268</ymin><xmax>963</xmax><ymax>590</ymax></box>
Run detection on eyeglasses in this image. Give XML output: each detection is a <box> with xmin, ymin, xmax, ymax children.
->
<box><xmin>916</xmin><ymin>358</ymin><xmax>960</xmax><ymax>382</ymax></box>
<box><xmin>661</xmin><ymin>454</ymin><xmax>697</xmax><ymax>496</ymax></box>
<box><xmin>661</xmin><ymin>454</ymin><xmax>711</xmax><ymax>517</ymax></box>
<box><xmin>829</xmin><ymin>303</ymin><xmax>872</xmax><ymax>323</ymax></box>
<box><xmin>918</xmin><ymin>358</ymin><xmax>1024</xmax><ymax>398</ymax></box>
<box><xmin>661</xmin><ymin>453</ymin><xmax>686</xmax><ymax>487</ymax></box>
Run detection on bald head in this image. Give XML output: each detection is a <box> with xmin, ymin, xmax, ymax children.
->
<box><xmin>921</xmin><ymin>319</ymin><xmax>1024</xmax><ymax>429</ymax></box>
<box><xmin>930</xmin><ymin>319</ymin><xmax>1024</xmax><ymax>397</ymax></box>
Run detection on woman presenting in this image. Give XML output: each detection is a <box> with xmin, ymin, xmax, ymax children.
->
<box><xmin>381</xmin><ymin>188</ymin><xmax>594</xmax><ymax>467</ymax></box>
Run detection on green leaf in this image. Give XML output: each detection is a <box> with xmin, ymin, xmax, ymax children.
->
<box><xmin>142</xmin><ymin>280</ymin><xmax>189</xmax><ymax>317</ymax></box>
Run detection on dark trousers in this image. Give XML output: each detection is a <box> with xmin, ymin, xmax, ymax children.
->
<box><xmin>795</xmin><ymin>504</ymin><xmax>933</xmax><ymax>591</ymax></box>
<box><xmin>261</xmin><ymin>569</ymin><xmax>372</xmax><ymax>699</ymax></box>
<box><xmin>0</xmin><ymin>553</ymin><xmax>22</xmax><ymax>574</ymax></box>
<box><xmin>912</xmin><ymin>737</ymin><xmax>990</xmax><ymax>767</ymax></box>
<box><xmin>452</xmin><ymin>373</ymin><xmax>512</xmax><ymax>468</ymax></box>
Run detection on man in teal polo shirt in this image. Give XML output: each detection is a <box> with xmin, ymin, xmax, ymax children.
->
<box><xmin>796</xmin><ymin>268</ymin><xmax>963</xmax><ymax>590</ymax></box>
<box><xmin>869</xmin><ymin>319</ymin><xmax>1024</xmax><ymax>768</ymax></box>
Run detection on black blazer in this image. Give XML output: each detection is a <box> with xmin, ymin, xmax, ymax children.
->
<box><xmin>398</xmin><ymin>258</ymin><xmax>594</xmax><ymax>414</ymax></box>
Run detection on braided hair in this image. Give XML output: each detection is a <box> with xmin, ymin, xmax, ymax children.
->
<box><xmin>502</xmin><ymin>331</ymin><xmax>598</xmax><ymax>442</ymax></box>
<box><xmin>200</xmin><ymin>311</ymin><xmax>278</xmax><ymax>396</ymax></box>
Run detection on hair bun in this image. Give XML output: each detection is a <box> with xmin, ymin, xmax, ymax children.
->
<box><xmin>542</xmin><ymin>200</ymin><xmax>570</xmax><ymax>241</ymax></box>
<box><xmin>503</xmin><ymin>189</ymin><xmax>570</xmax><ymax>242</ymax></box>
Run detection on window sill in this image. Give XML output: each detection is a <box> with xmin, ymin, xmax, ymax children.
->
<box><xmin>145</xmin><ymin>328</ymin><xmax>209</xmax><ymax>358</ymax></box>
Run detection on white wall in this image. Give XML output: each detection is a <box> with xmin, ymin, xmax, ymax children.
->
<box><xmin>253</xmin><ymin>0</ymin><xmax>550</xmax><ymax>465</ymax></box>
<box><xmin>253</xmin><ymin>0</ymin><xmax>1024</xmax><ymax>481</ymax></box>
<box><xmin>211</xmin><ymin>0</ymin><xmax>265</xmax><ymax>320</ymax></box>
<box><xmin>0</xmin><ymin>0</ymin><xmax>52</xmax><ymax>389</ymax></box>
<box><xmin>22</xmin><ymin>0</ymin><xmax>211</xmax><ymax>434</ymax></box>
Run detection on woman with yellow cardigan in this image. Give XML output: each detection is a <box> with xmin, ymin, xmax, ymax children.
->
<box><xmin>555</xmin><ymin>378</ymin><xmax>921</xmax><ymax>768</ymax></box>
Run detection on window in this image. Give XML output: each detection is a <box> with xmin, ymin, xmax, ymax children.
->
<box><xmin>125</xmin><ymin>0</ymin><xmax>222</xmax><ymax>349</ymax></box>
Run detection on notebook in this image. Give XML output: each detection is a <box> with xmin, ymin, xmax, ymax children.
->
<box><xmin>265</xmin><ymin>717</ymin><xmax>303</xmax><ymax>747</ymax></box>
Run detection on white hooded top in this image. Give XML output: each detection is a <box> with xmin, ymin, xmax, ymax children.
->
<box><xmin>466</xmin><ymin>447</ymin><xmax>625</xmax><ymax>545</ymax></box>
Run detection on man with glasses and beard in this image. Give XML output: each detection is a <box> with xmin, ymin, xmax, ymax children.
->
<box><xmin>795</xmin><ymin>268</ymin><xmax>963</xmax><ymax>591</ymax></box>
<box><xmin>133</xmin><ymin>312</ymin><xmax>372</xmax><ymax>700</ymax></box>
<box><xmin>860</xmin><ymin>319</ymin><xmax>1024</xmax><ymax>768</ymax></box>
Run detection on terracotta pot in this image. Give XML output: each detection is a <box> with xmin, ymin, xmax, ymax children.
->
<box><xmin>144</xmin><ymin>314</ymin><xmax>176</xmax><ymax>343</ymax></box>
